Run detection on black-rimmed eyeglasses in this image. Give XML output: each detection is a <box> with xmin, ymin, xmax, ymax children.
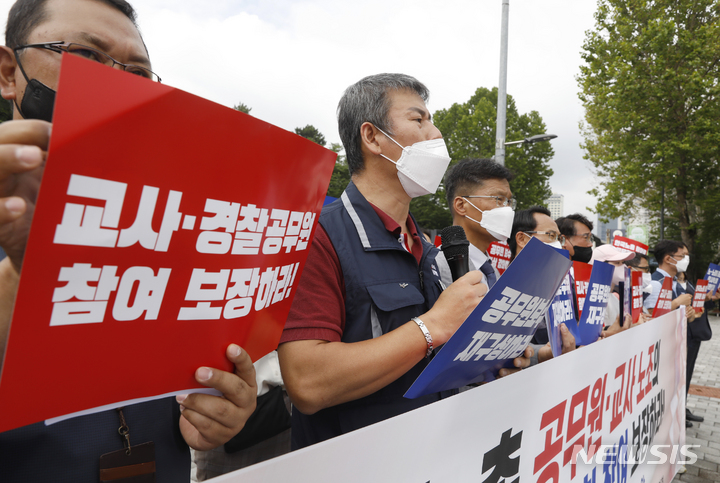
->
<box><xmin>14</xmin><ymin>41</ymin><xmax>161</xmax><ymax>82</ymax></box>
<box><xmin>524</xmin><ymin>231</ymin><xmax>566</xmax><ymax>245</ymax></box>
<box><xmin>461</xmin><ymin>195</ymin><xmax>517</xmax><ymax>210</ymax></box>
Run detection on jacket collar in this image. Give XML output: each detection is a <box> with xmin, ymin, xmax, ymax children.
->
<box><xmin>341</xmin><ymin>181</ymin><xmax>422</xmax><ymax>252</ymax></box>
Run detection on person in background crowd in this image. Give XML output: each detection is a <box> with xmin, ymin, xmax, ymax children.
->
<box><xmin>624</xmin><ymin>252</ymin><xmax>654</xmax><ymax>313</ymax></box>
<box><xmin>673</xmin><ymin>244</ymin><xmax>718</xmax><ymax>428</ymax></box>
<box><xmin>644</xmin><ymin>240</ymin><xmax>694</xmax><ymax>317</ymax></box>
<box><xmin>589</xmin><ymin>245</ymin><xmax>635</xmax><ymax>337</ymax></box>
<box><xmin>508</xmin><ymin>205</ymin><xmax>576</xmax><ymax>360</ymax></box>
<box><xmin>0</xmin><ymin>1</ymin><xmax>257</xmax><ymax>480</ymax></box>
<box><xmin>508</xmin><ymin>205</ymin><xmax>563</xmax><ymax>261</ymax></box>
<box><xmin>556</xmin><ymin>213</ymin><xmax>594</xmax><ymax>263</ymax></box>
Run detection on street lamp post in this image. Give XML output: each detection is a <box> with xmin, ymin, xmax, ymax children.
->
<box><xmin>494</xmin><ymin>0</ymin><xmax>510</xmax><ymax>165</ymax></box>
<box><xmin>504</xmin><ymin>134</ymin><xmax>558</xmax><ymax>146</ymax></box>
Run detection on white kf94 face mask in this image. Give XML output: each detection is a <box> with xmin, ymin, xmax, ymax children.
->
<box><xmin>544</xmin><ymin>240</ymin><xmax>563</xmax><ymax>249</ymax></box>
<box><xmin>376</xmin><ymin>126</ymin><xmax>452</xmax><ymax>198</ymax></box>
<box><xmin>462</xmin><ymin>198</ymin><xmax>514</xmax><ymax>242</ymax></box>
<box><xmin>674</xmin><ymin>255</ymin><xmax>690</xmax><ymax>273</ymax></box>
<box><xmin>642</xmin><ymin>272</ymin><xmax>653</xmax><ymax>293</ymax></box>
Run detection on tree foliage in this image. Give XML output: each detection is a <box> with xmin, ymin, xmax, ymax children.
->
<box><xmin>327</xmin><ymin>143</ymin><xmax>350</xmax><ymax>198</ymax></box>
<box><xmin>433</xmin><ymin>87</ymin><xmax>554</xmax><ymax>211</ymax></box>
<box><xmin>233</xmin><ymin>102</ymin><xmax>252</xmax><ymax>114</ymax></box>
<box><xmin>293</xmin><ymin>126</ymin><xmax>348</xmax><ymax>198</ymax></box>
<box><xmin>294</xmin><ymin>125</ymin><xmax>326</xmax><ymax>147</ymax></box>
<box><xmin>578</xmin><ymin>0</ymin><xmax>720</xmax><ymax>269</ymax></box>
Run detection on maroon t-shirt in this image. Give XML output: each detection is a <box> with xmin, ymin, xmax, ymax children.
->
<box><xmin>279</xmin><ymin>204</ymin><xmax>424</xmax><ymax>344</ymax></box>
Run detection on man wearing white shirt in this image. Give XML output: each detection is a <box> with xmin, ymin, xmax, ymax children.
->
<box><xmin>644</xmin><ymin>240</ymin><xmax>694</xmax><ymax>314</ymax></box>
<box><xmin>440</xmin><ymin>158</ymin><xmax>515</xmax><ymax>288</ymax></box>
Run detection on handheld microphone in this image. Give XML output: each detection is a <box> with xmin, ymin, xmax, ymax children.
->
<box><xmin>440</xmin><ymin>225</ymin><xmax>470</xmax><ymax>282</ymax></box>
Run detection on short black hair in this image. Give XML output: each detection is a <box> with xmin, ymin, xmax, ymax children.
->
<box><xmin>6</xmin><ymin>0</ymin><xmax>139</xmax><ymax>48</ymax></box>
<box><xmin>624</xmin><ymin>253</ymin><xmax>648</xmax><ymax>268</ymax></box>
<box><xmin>653</xmin><ymin>240</ymin><xmax>685</xmax><ymax>267</ymax></box>
<box><xmin>556</xmin><ymin>213</ymin><xmax>594</xmax><ymax>237</ymax></box>
<box><xmin>444</xmin><ymin>158</ymin><xmax>514</xmax><ymax>216</ymax></box>
<box><xmin>509</xmin><ymin>205</ymin><xmax>551</xmax><ymax>259</ymax></box>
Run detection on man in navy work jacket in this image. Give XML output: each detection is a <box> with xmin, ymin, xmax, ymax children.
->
<box><xmin>278</xmin><ymin>73</ymin><xmax>489</xmax><ymax>449</ymax></box>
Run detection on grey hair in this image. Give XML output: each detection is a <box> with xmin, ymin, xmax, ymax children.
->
<box><xmin>337</xmin><ymin>73</ymin><xmax>429</xmax><ymax>176</ymax></box>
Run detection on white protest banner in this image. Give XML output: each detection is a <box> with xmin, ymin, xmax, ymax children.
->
<box><xmin>217</xmin><ymin>309</ymin><xmax>688</xmax><ymax>483</ymax></box>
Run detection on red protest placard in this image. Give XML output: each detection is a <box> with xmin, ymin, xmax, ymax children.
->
<box><xmin>692</xmin><ymin>279</ymin><xmax>710</xmax><ymax>315</ymax></box>
<box><xmin>631</xmin><ymin>270</ymin><xmax>643</xmax><ymax>323</ymax></box>
<box><xmin>612</xmin><ymin>236</ymin><xmax>648</xmax><ymax>256</ymax></box>
<box><xmin>573</xmin><ymin>261</ymin><xmax>593</xmax><ymax>318</ymax></box>
<box><xmin>0</xmin><ymin>55</ymin><xmax>336</xmax><ymax>433</ymax></box>
<box><xmin>652</xmin><ymin>277</ymin><xmax>674</xmax><ymax>318</ymax></box>
<box><xmin>488</xmin><ymin>240</ymin><xmax>511</xmax><ymax>275</ymax></box>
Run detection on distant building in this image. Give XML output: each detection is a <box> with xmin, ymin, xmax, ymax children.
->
<box><xmin>596</xmin><ymin>217</ymin><xmax>625</xmax><ymax>243</ymax></box>
<box><xmin>546</xmin><ymin>194</ymin><xmax>564</xmax><ymax>219</ymax></box>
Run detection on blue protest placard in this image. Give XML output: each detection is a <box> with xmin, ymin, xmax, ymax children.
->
<box><xmin>704</xmin><ymin>263</ymin><xmax>720</xmax><ymax>296</ymax></box>
<box><xmin>623</xmin><ymin>266</ymin><xmax>632</xmax><ymax>317</ymax></box>
<box><xmin>546</xmin><ymin>270</ymin><xmax>577</xmax><ymax>358</ymax></box>
<box><xmin>575</xmin><ymin>260</ymin><xmax>614</xmax><ymax>346</ymax></box>
<box><xmin>404</xmin><ymin>237</ymin><xmax>572</xmax><ymax>399</ymax></box>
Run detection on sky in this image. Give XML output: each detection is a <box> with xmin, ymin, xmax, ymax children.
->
<box><xmin>1</xmin><ymin>0</ymin><xmax>601</xmax><ymax>222</ymax></box>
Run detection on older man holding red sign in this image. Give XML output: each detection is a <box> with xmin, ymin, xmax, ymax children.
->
<box><xmin>0</xmin><ymin>0</ymin><xmax>258</xmax><ymax>481</ymax></box>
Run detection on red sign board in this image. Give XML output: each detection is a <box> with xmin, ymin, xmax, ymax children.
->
<box><xmin>612</xmin><ymin>236</ymin><xmax>648</xmax><ymax>256</ymax></box>
<box><xmin>488</xmin><ymin>241</ymin><xmax>512</xmax><ymax>275</ymax></box>
<box><xmin>573</xmin><ymin>261</ymin><xmax>593</xmax><ymax>318</ymax></box>
<box><xmin>692</xmin><ymin>279</ymin><xmax>709</xmax><ymax>315</ymax></box>
<box><xmin>631</xmin><ymin>270</ymin><xmax>643</xmax><ymax>323</ymax></box>
<box><xmin>652</xmin><ymin>277</ymin><xmax>674</xmax><ymax>318</ymax></box>
<box><xmin>0</xmin><ymin>55</ymin><xmax>336</xmax><ymax>432</ymax></box>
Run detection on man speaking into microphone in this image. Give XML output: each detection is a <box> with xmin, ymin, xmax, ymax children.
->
<box><xmin>278</xmin><ymin>74</ymin><xmax>488</xmax><ymax>449</ymax></box>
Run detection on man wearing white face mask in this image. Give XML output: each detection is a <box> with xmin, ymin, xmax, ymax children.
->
<box><xmin>643</xmin><ymin>240</ymin><xmax>695</xmax><ymax>315</ymax></box>
<box><xmin>278</xmin><ymin>74</ymin><xmax>488</xmax><ymax>449</ymax></box>
<box><xmin>440</xmin><ymin>158</ymin><xmax>515</xmax><ymax>288</ymax></box>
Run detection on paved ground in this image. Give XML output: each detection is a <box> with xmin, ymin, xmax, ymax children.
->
<box><xmin>673</xmin><ymin>315</ymin><xmax>720</xmax><ymax>483</ymax></box>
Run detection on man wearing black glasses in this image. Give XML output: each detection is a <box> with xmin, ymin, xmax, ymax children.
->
<box><xmin>507</xmin><ymin>205</ymin><xmax>577</xmax><ymax>352</ymax></box>
<box><xmin>556</xmin><ymin>213</ymin><xmax>595</xmax><ymax>263</ymax></box>
<box><xmin>0</xmin><ymin>1</ymin><xmax>256</xmax><ymax>481</ymax></box>
<box><xmin>442</xmin><ymin>158</ymin><xmax>516</xmax><ymax>289</ymax></box>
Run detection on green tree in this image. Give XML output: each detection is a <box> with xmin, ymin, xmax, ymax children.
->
<box><xmin>233</xmin><ymin>102</ymin><xmax>252</xmax><ymax>114</ymax></box>
<box><xmin>326</xmin><ymin>143</ymin><xmax>350</xmax><ymax>198</ymax></box>
<box><xmin>578</xmin><ymin>0</ymin><xmax>720</xmax><ymax>269</ymax></box>
<box><xmin>409</xmin><ymin>195</ymin><xmax>452</xmax><ymax>230</ymax></box>
<box><xmin>294</xmin><ymin>125</ymin><xmax>326</xmax><ymax>147</ymax></box>
<box><xmin>293</xmin><ymin>125</ymin><xmax>348</xmax><ymax>198</ymax></box>
<box><xmin>433</xmin><ymin>87</ymin><xmax>554</xmax><ymax>211</ymax></box>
